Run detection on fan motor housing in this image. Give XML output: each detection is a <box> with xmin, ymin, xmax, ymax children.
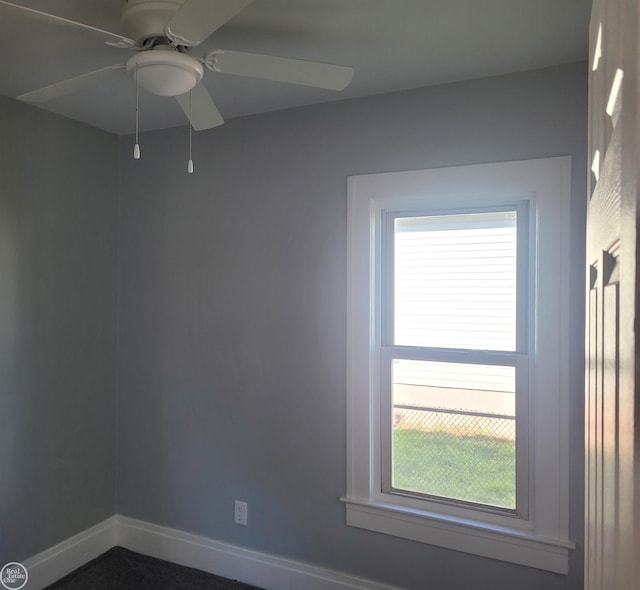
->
<box><xmin>121</xmin><ymin>0</ymin><xmax>186</xmax><ymax>45</ymax></box>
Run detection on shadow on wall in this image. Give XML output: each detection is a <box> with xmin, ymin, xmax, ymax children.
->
<box><xmin>0</xmin><ymin>187</ymin><xmax>38</xmax><ymax>562</ymax></box>
<box><xmin>0</xmin><ymin>100</ymin><xmax>119</xmax><ymax>564</ymax></box>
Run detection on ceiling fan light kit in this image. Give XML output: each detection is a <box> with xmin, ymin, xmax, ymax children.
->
<box><xmin>126</xmin><ymin>47</ymin><xmax>203</xmax><ymax>97</ymax></box>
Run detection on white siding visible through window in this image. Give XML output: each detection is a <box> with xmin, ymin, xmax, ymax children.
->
<box><xmin>393</xmin><ymin>359</ymin><xmax>515</xmax><ymax>393</ymax></box>
<box><xmin>393</xmin><ymin>211</ymin><xmax>517</xmax><ymax>353</ymax></box>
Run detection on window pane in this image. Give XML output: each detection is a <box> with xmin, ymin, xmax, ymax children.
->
<box><xmin>394</xmin><ymin>211</ymin><xmax>517</xmax><ymax>350</ymax></box>
<box><xmin>392</xmin><ymin>359</ymin><xmax>516</xmax><ymax>509</ymax></box>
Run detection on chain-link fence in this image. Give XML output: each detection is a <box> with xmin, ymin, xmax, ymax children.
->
<box><xmin>392</xmin><ymin>404</ymin><xmax>516</xmax><ymax>508</ymax></box>
<box><xmin>393</xmin><ymin>404</ymin><xmax>515</xmax><ymax>440</ymax></box>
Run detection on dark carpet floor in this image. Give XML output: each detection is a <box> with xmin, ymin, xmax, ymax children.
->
<box><xmin>44</xmin><ymin>547</ymin><xmax>265</xmax><ymax>590</ymax></box>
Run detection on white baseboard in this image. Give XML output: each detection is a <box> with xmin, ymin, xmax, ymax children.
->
<box><xmin>116</xmin><ymin>515</ymin><xmax>398</xmax><ymax>590</ymax></box>
<box><xmin>22</xmin><ymin>516</ymin><xmax>117</xmax><ymax>590</ymax></box>
<box><xmin>20</xmin><ymin>514</ymin><xmax>398</xmax><ymax>590</ymax></box>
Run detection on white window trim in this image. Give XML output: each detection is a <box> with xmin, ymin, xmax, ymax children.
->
<box><xmin>342</xmin><ymin>157</ymin><xmax>574</xmax><ymax>574</ymax></box>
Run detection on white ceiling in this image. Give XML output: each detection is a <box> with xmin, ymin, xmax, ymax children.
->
<box><xmin>0</xmin><ymin>0</ymin><xmax>591</xmax><ymax>135</ymax></box>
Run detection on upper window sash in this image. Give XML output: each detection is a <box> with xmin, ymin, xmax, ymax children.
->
<box><xmin>381</xmin><ymin>203</ymin><xmax>530</xmax><ymax>354</ymax></box>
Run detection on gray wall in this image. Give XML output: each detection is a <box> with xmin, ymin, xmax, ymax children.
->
<box><xmin>0</xmin><ymin>96</ymin><xmax>119</xmax><ymax>564</ymax></box>
<box><xmin>117</xmin><ymin>63</ymin><xmax>587</xmax><ymax>590</ymax></box>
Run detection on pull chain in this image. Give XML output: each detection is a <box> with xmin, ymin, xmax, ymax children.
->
<box><xmin>187</xmin><ymin>89</ymin><xmax>194</xmax><ymax>173</ymax></box>
<box><xmin>133</xmin><ymin>63</ymin><xmax>141</xmax><ymax>159</ymax></box>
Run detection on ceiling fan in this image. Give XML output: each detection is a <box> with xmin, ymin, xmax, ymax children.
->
<box><xmin>0</xmin><ymin>0</ymin><xmax>355</xmax><ymax>131</ymax></box>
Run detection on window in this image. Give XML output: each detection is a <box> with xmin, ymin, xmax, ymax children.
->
<box><xmin>383</xmin><ymin>208</ymin><xmax>527</xmax><ymax>513</ymax></box>
<box><xmin>343</xmin><ymin>158</ymin><xmax>573</xmax><ymax>573</ymax></box>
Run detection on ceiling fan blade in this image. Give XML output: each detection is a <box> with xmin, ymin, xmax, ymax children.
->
<box><xmin>18</xmin><ymin>64</ymin><xmax>126</xmax><ymax>104</ymax></box>
<box><xmin>0</xmin><ymin>0</ymin><xmax>135</xmax><ymax>48</ymax></box>
<box><xmin>176</xmin><ymin>84</ymin><xmax>224</xmax><ymax>130</ymax></box>
<box><xmin>206</xmin><ymin>50</ymin><xmax>354</xmax><ymax>90</ymax></box>
<box><xmin>166</xmin><ymin>0</ymin><xmax>252</xmax><ymax>46</ymax></box>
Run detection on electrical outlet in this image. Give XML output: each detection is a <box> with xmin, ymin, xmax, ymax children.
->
<box><xmin>234</xmin><ymin>500</ymin><xmax>248</xmax><ymax>526</ymax></box>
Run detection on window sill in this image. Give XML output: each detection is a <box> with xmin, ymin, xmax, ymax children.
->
<box><xmin>340</xmin><ymin>497</ymin><xmax>573</xmax><ymax>574</ymax></box>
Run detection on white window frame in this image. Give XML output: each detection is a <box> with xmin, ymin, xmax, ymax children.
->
<box><xmin>380</xmin><ymin>205</ymin><xmax>529</xmax><ymax>515</ymax></box>
<box><xmin>342</xmin><ymin>157</ymin><xmax>573</xmax><ymax>574</ymax></box>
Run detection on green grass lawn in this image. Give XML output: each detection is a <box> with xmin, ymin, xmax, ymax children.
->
<box><xmin>393</xmin><ymin>428</ymin><xmax>516</xmax><ymax>509</ymax></box>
